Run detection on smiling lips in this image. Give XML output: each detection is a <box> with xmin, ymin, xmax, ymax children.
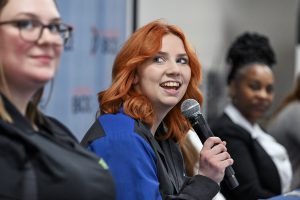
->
<box><xmin>31</xmin><ymin>55</ymin><xmax>53</xmax><ymax>65</ymax></box>
<box><xmin>160</xmin><ymin>81</ymin><xmax>181</xmax><ymax>90</ymax></box>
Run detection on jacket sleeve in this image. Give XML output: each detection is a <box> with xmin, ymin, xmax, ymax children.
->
<box><xmin>166</xmin><ymin>175</ymin><xmax>220</xmax><ymax>200</ymax></box>
<box><xmin>0</xmin><ymin>134</ymin><xmax>24</xmax><ymax>199</ymax></box>
<box><xmin>87</xmin><ymin>126</ymin><xmax>162</xmax><ymax>200</ymax></box>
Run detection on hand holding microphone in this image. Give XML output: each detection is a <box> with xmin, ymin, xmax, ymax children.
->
<box><xmin>181</xmin><ymin>99</ymin><xmax>239</xmax><ymax>189</ymax></box>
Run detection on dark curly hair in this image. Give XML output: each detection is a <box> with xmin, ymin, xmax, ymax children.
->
<box><xmin>226</xmin><ymin>32</ymin><xmax>276</xmax><ymax>84</ymax></box>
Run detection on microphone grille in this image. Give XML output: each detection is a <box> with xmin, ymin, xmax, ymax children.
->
<box><xmin>181</xmin><ymin>99</ymin><xmax>201</xmax><ymax>118</ymax></box>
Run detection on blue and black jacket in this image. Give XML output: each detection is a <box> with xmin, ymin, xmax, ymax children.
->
<box><xmin>81</xmin><ymin>110</ymin><xmax>219</xmax><ymax>200</ymax></box>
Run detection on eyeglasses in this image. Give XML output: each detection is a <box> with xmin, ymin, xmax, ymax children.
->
<box><xmin>0</xmin><ymin>19</ymin><xmax>73</xmax><ymax>45</ymax></box>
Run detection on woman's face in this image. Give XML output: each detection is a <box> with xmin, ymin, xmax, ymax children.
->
<box><xmin>134</xmin><ymin>34</ymin><xmax>191</xmax><ymax>114</ymax></box>
<box><xmin>0</xmin><ymin>0</ymin><xmax>62</xmax><ymax>92</ymax></box>
<box><xmin>230</xmin><ymin>64</ymin><xmax>274</xmax><ymax>123</ymax></box>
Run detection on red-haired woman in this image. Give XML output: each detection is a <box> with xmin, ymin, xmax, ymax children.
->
<box><xmin>82</xmin><ymin>19</ymin><xmax>233</xmax><ymax>200</ymax></box>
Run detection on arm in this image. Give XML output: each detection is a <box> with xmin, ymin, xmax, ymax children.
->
<box><xmin>165</xmin><ymin>137</ymin><xmax>220</xmax><ymax>200</ymax></box>
<box><xmin>88</xmin><ymin>129</ymin><xmax>162</xmax><ymax>200</ymax></box>
<box><xmin>165</xmin><ymin>175</ymin><xmax>220</xmax><ymax>200</ymax></box>
<box><xmin>0</xmin><ymin>135</ymin><xmax>24</xmax><ymax>199</ymax></box>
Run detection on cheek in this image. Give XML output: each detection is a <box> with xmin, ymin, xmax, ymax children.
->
<box><xmin>54</xmin><ymin>46</ymin><xmax>63</xmax><ymax>66</ymax></box>
<box><xmin>14</xmin><ymin>44</ymin><xmax>30</xmax><ymax>57</ymax></box>
<box><xmin>183</xmin><ymin>67</ymin><xmax>191</xmax><ymax>82</ymax></box>
<box><xmin>55</xmin><ymin>45</ymin><xmax>63</xmax><ymax>57</ymax></box>
<box><xmin>235</xmin><ymin>88</ymin><xmax>250</xmax><ymax>102</ymax></box>
<box><xmin>0</xmin><ymin>38</ymin><xmax>29</xmax><ymax>67</ymax></box>
<box><xmin>267</xmin><ymin>93</ymin><xmax>274</xmax><ymax>102</ymax></box>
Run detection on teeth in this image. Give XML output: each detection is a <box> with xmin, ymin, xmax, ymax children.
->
<box><xmin>161</xmin><ymin>82</ymin><xmax>180</xmax><ymax>87</ymax></box>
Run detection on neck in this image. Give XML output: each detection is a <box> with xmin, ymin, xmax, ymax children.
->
<box><xmin>150</xmin><ymin>118</ymin><xmax>161</xmax><ymax>136</ymax></box>
<box><xmin>150</xmin><ymin>105</ymin><xmax>172</xmax><ymax>135</ymax></box>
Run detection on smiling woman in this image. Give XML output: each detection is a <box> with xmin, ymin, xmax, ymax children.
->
<box><xmin>0</xmin><ymin>0</ymin><xmax>115</xmax><ymax>199</ymax></box>
<box><xmin>210</xmin><ymin>32</ymin><xmax>292</xmax><ymax>200</ymax></box>
<box><xmin>81</xmin><ymin>19</ymin><xmax>234</xmax><ymax>200</ymax></box>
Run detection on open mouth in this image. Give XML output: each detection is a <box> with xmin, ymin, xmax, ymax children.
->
<box><xmin>160</xmin><ymin>81</ymin><xmax>181</xmax><ymax>90</ymax></box>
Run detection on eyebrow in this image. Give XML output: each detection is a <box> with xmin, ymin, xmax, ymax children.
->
<box><xmin>157</xmin><ymin>51</ymin><xmax>188</xmax><ymax>57</ymax></box>
<box><xmin>14</xmin><ymin>12</ymin><xmax>61</xmax><ymax>22</ymax></box>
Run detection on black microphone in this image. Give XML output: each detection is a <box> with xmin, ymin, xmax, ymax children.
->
<box><xmin>181</xmin><ymin>98</ymin><xmax>239</xmax><ymax>190</ymax></box>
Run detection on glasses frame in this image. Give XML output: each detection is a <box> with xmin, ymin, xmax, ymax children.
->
<box><xmin>0</xmin><ymin>19</ymin><xmax>73</xmax><ymax>45</ymax></box>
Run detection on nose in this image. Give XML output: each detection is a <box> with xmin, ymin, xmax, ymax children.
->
<box><xmin>166</xmin><ymin>60</ymin><xmax>180</xmax><ymax>76</ymax></box>
<box><xmin>257</xmin><ymin>88</ymin><xmax>273</xmax><ymax>102</ymax></box>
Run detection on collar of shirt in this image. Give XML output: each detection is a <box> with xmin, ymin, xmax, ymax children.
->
<box><xmin>224</xmin><ymin>103</ymin><xmax>292</xmax><ymax>193</ymax></box>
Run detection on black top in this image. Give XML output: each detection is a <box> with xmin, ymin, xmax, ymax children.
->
<box><xmin>0</xmin><ymin>95</ymin><xmax>115</xmax><ymax>200</ymax></box>
<box><xmin>211</xmin><ymin>113</ymin><xmax>281</xmax><ymax>200</ymax></box>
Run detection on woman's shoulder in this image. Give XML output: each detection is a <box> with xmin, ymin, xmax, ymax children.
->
<box><xmin>42</xmin><ymin>115</ymin><xmax>78</xmax><ymax>141</ymax></box>
<box><xmin>210</xmin><ymin>113</ymin><xmax>252</xmax><ymax>141</ymax></box>
<box><xmin>283</xmin><ymin>101</ymin><xmax>300</xmax><ymax>115</ymax></box>
<box><xmin>271</xmin><ymin>101</ymin><xmax>300</xmax><ymax>125</ymax></box>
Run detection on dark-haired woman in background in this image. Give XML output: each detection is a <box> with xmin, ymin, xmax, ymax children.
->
<box><xmin>210</xmin><ymin>32</ymin><xmax>292</xmax><ymax>200</ymax></box>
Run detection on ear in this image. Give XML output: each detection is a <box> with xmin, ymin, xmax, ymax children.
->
<box><xmin>133</xmin><ymin>73</ymin><xmax>139</xmax><ymax>85</ymax></box>
<box><xmin>228</xmin><ymin>81</ymin><xmax>236</xmax><ymax>99</ymax></box>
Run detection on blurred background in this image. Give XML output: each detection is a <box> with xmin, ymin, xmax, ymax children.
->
<box><xmin>43</xmin><ymin>0</ymin><xmax>299</xmax><ymax>140</ymax></box>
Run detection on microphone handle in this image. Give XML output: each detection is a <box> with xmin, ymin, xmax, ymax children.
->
<box><xmin>189</xmin><ymin>114</ymin><xmax>239</xmax><ymax>190</ymax></box>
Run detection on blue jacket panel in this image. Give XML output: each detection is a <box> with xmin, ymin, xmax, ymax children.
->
<box><xmin>88</xmin><ymin>112</ymin><xmax>161</xmax><ymax>200</ymax></box>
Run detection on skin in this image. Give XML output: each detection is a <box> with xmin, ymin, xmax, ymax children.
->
<box><xmin>0</xmin><ymin>0</ymin><xmax>63</xmax><ymax>116</ymax></box>
<box><xmin>229</xmin><ymin>63</ymin><xmax>274</xmax><ymax>124</ymax></box>
<box><xmin>134</xmin><ymin>33</ymin><xmax>233</xmax><ymax>184</ymax></box>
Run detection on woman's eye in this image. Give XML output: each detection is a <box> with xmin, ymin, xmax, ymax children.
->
<box><xmin>15</xmin><ymin>20</ymin><xmax>35</xmax><ymax>30</ymax></box>
<box><xmin>266</xmin><ymin>85</ymin><xmax>274</xmax><ymax>94</ymax></box>
<box><xmin>48</xmin><ymin>23</ymin><xmax>61</xmax><ymax>33</ymax></box>
<box><xmin>153</xmin><ymin>56</ymin><xmax>165</xmax><ymax>63</ymax></box>
<box><xmin>177</xmin><ymin>57</ymin><xmax>188</xmax><ymax>64</ymax></box>
<box><xmin>249</xmin><ymin>83</ymin><xmax>260</xmax><ymax>91</ymax></box>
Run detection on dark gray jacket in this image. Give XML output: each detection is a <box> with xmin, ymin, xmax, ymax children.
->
<box><xmin>0</xmin><ymin>95</ymin><xmax>115</xmax><ymax>200</ymax></box>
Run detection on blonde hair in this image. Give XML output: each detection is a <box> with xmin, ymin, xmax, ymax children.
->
<box><xmin>0</xmin><ymin>62</ymin><xmax>44</xmax><ymax>124</ymax></box>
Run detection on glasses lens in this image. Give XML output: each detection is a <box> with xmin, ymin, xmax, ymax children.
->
<box><xmin>19</xmin><ymin>22</ymin><xmax>72</xmax><ymax>45</ymax></box>
<box><xmin>19</xmin><ymin>23</ymin><xmax>40</xmax><ymax>42</ymax></box>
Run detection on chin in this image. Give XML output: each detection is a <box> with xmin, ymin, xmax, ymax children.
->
<box><xmin>33</xmin><ymin>73</ymin><xmax>55</xmax><ymax>84</ymax></box>
<box><xmin>162</xmin><ymin>99</ymin><xmax>180</xmax><ymax>108</ymax></box>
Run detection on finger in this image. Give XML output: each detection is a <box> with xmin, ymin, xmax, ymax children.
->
<box><xmin>221</xmin><ymin>158</ymin><xmax>234</xmax><ymax>168</ymax></box>
<box><xmin>202</xmin><ymin>137</ymin><xmax>223</xmax><ymax>149</ymax></box>
<box><xmin>213</xmin><ymin>151</ymin><xmax>231</xmax><ymax>161</ymax></box>
<box><xmin>211</xmin><ymin>143</ymin><xmax>227</xmax><ymax>154</ymax></box>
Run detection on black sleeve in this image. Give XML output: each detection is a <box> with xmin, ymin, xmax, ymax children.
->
<box><xmin>165</xmin><ymin>175</ymin><xmax>219</xmax><ymax>200</ymax></box>
<box><xmin>0</xmin><ymin>134</ymin><xmax>25</xmax><ymax>199</ymax></box>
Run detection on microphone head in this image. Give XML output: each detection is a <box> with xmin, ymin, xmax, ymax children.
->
<box><xmin>181</xmin><ymin>99</ymin><xmax>201</xmax><ymax>118</ymax></box>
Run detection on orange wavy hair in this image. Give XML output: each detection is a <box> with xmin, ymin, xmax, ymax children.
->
<box><xmin>99</xmin><ymin>19</ymin><xmax>203</xmax><ymax>142</ymax></box>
